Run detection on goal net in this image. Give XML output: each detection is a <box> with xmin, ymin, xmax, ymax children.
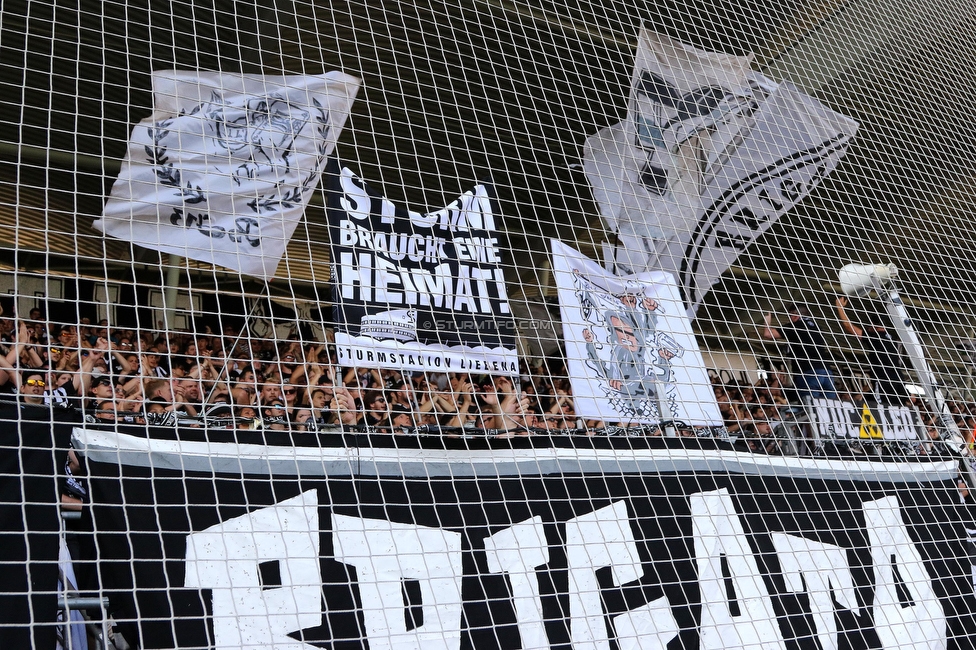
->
<box><xmin>1</xmin><ymin>0</ymin><xmax>975</xmax><ymax>647</ymax></box>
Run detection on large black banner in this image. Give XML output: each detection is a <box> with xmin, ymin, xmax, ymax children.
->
<box><xmin>0</xmin><ymin>403</ymin><xmax>75</xmax><ymax>649</ymax></box>
<box><xmin>325</xmin><ymin>158</ymin><xmax>519</xmax><ymax>374</ymax></box>
<box><xmin>75</xmin><ymin>425</ymin><xmax>976</xmax><ymax>649</ymax></box>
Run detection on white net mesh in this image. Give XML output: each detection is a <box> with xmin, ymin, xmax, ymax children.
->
<box><xmin>1</xmin><ymin>0</ymin><xmax>975</xmax><ymax>647</ymax></box>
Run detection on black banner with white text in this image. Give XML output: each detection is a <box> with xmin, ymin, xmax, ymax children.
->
<box><xmin>325</xmin><ymin>158</ymin><xmax>519</xmax><ymax>375</ymax></box>
<box><xmin>75</xmin><ymin>425</ymin><xmax>976</xmax><ymax>649</ymax></box>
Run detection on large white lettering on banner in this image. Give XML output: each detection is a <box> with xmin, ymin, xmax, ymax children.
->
<box><xmin>96</xmin><ymin>71</ymin><xmax>359</xmax><ymax>279</ymax></box>
<box><xmin>552</xmin><ymin>239</ymin><xmax>721</xmax><ymax>426</ymax></box>
<box><xmin>183</xmin><ymin>491</ymin><xmax>322</xmax><ymax>650</ymax></box>
<box><xmin>326</xmin><ymin>159</ymin><xmax>519</xmax><ymax>375</ymax></box>
<box><xmin>563</xmin><ymin>500</ymin><xmax>674</xmax><ymax>650</ymax></box>
<box><xmin>692</xmin><ymin>489</ymin><xmax>785</xmax><ymax>649</ymax></box>
<box><xmin>865</xmin><ymin>497</ymin><xmax>947</xmax><ymax>650</ymax></box>
<box><xmin>332</xmin><ymin>513</ymin><xmax>463</xmax><ymax>650</ymax></box>
<box><xmin>182</xmin><ymin>490</ymin><xmax>946</xmax><ymax>649</ymax></box>
<box><xmin>771</xmin><ymin>533</ymin><xmax>858</xmax><ymax>650</ymax></box>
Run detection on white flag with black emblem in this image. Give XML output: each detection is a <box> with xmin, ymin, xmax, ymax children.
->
<box><xmin>95</xmin><ymin>70</ymin><xmax>360</xmax><ymax>279</ymax></box>
<box><xmin>584</xmin><ymin>29</ymin><xmax>857</xmax><ymax>315</ymax></box>
<box><xmin>605</xmin><ymin>81</ymin><xmax>857</xmax><ymax>313</ymax></box>
<box><xmin>585</xmin><ymin>29</ymin><xmax>759</xmax><ymax>239</ymax></box>
<box><xmin>552</xmin><ymin>239</ymin><xmax>721</xmax><ymax>427</ymax></box>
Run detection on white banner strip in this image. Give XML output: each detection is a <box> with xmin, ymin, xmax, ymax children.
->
<box><xmin>73</xmin><ymin>428</ymin><xmax>959</xmax><ymax>483</ymax></box>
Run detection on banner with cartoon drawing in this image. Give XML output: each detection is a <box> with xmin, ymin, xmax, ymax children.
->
<box><xmin>552</xmin><ymin>240</ymin><xmax>722</xmax><ymax>427</ymax></box>
<box><xmin>96</xmin><ymin>71</ymin><xmax>360</xmax><ymax>279</ymax></box>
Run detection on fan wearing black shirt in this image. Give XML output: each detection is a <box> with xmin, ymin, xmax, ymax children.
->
<box><xmin>762</xmin><ymin>303</ymin><xmax>838</xmax><ymax>400</ymax></box>
<box><xmin>835</xmin><ymin>296</ymin><xmax>910</xmax><ymax>405</ymax></box>
<box><xmin>361</xmin><ymin>390</ymin><xmax>392</xmax><ymax>430</ymax></box>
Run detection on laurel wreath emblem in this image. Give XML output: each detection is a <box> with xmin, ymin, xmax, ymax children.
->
<box><xmin>245</xmin><ymin>97</ymin><xmax>333</xmax><ymax>213</ymax></box>
<box><xmin>143</xmin><ymin>96</ymin><xmax>334</xmax><ymax>234</ymax></box>
<box><xmin>145</xmin><ymin>104</ymin><xmax>206</xmax><ymax>205</ymax></box>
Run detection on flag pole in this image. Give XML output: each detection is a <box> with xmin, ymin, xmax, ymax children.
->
<box><xmin>201</xmin><ymin>282</ymin><xmax>271</xmax><ymax>408</ymax></box>
<box><xmin>162</xmin><ymin>254</ymin><xmax>182</xmax><ymax>331</ymax></box>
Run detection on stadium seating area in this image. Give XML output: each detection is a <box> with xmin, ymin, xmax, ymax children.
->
<box><xmin>1</xmin><ymin>311</ymin><xmax>969</xmax><ymax>459</ymax></box>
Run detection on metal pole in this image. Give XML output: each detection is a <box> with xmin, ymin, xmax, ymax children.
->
<box><xmin>162</xmin><ymin>255</ymin><xmax>182</xmax><ymax>331</ymax></box>
<box><xmin>871</xmin><ymin>278</ymin><xmax>960</xmax><ymax>433</ymax></box>
<box><xmin>870</xmin><ymin>275</ymin><xmax>976</xmax><ymax>484</ymax></box>
<box><xmin>839</xmin><ymin>263</ymin><xmax>975</xmax><ymax>483</ymax></box>
<box><xmin>202</xmin><ymin>289</ymin><xmax>269</xmax><ymax>406</ymax></box>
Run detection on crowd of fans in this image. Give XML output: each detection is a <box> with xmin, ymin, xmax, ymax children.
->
<box><xmin>0</xmin><ymin>310</ymin><xmax>602</xmax><ymax>436</ymax></box>
<box><xmin>709</xmin><ymin>363</ymin><xmax>976</xmax><ymax>458</ymax></box>
<box><xmin>4</xmin><ymin>303</ymin><xmax>971</xmax><ymax>648</ymax></box>
<box><xmin>0</xmin><ymin>304</ymin><xmax>973</xmax><ymax>458</ymax></box>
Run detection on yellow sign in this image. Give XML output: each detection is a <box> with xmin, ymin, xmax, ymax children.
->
<box><xmin>859</xmin><ymin>403</ymin><xmax>884</xmax><ymax>439</ymax></box>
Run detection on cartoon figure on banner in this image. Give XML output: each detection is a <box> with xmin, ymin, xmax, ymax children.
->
<box><xmin>575</xmin><ymin>271</ymin><xmax>684</xmax><ymax>420</ymax></box>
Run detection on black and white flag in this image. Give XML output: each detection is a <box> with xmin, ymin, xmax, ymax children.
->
<box><xmin>326</xmin><ymin>159</ymin><xmax>519</xmax><ymax>375</ymax></box>
<box><xmin>584</xmin><ymin>29</ymin><xmax>857</xmax><ymax>315</ymax></box>
<box><xmin>95</xmin><ymin>71</ymin><xmax>360</xmax><ymax>279</ymax></box>
<box><xmin>552</xmin><ymin>240</ymin><xmax>721</xmax><ymax>426</ymax></box>
<box><xmin>584</xmin><ymin>29</ymin><xmax>759</xmax><ymax>242</ymax></box>
<box><xmin>810</xmin><ymin>397</ymin><xmax>924</xmax><ymax>441</ymax></box>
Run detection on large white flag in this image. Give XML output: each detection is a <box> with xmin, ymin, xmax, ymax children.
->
<box><xmin>585</xmin><ymin>29</ymin><xmax>759</xmax><ymax>239</ymax></box>
<box><xmin>584</xmin><ymin>29</ymin><xmax>857</xmax><ymax>314</ymax></box>
<box><xmin>552</xmin><ymin>239</ymin><xmax>721</xmax><ymax>427</ymax></box>
<box><xmin>607</xmin><ymin>81</ymin><xmax>858</xmax><ymax>311</ymax></box>
<box><xmin>95</xmin><ymin>71</ymin><xmax>360</xmax><ymax>279</ymax></box>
